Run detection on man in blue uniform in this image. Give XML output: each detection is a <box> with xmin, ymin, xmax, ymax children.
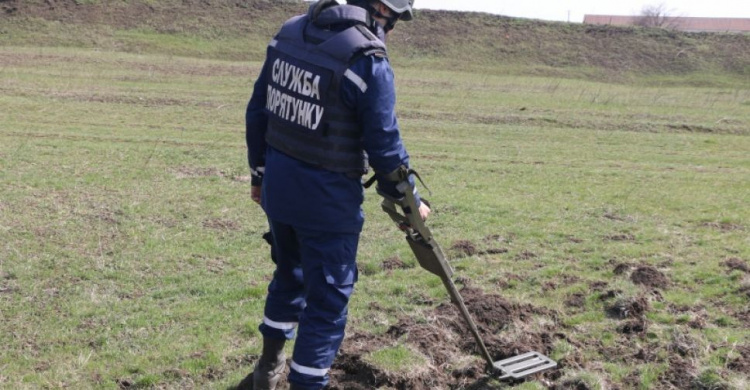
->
<box><xmin>240</xmin><ymin>1</ymin><xmax>428</xmax><ymax>389</ymax></box>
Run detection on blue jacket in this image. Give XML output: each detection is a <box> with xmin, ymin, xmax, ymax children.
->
<box><xmin>246</xmin><ymin>23</ymin><xmax>419</xmax><ymax>234</ymax></box>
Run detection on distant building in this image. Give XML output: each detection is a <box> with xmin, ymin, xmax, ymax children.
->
<box><xmin>583</xmin><ymin>15</ymin><xmax>750</xmax><ymax>33</ymax></box>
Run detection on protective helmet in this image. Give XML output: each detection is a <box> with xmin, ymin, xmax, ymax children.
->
<box><xmin>347</xmin><ymin>0</ymin><xmax>415</xmax><ymax>21</ymax></box>
<box><xmin>380</xmin><ymin>0</ymin><xmax>414</xmax><ymax>21</ymax></box>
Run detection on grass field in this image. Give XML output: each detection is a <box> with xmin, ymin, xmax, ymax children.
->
<box><xmin>1</xmin><ymin>41</ymin><xmax>748</xmax><ymax>389</ymax></box>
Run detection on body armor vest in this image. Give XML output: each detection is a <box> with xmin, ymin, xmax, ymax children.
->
<box><xmin>264</xmin><ymin>2</ymin><xmax>387</xmax><ymax>175</ymax></box>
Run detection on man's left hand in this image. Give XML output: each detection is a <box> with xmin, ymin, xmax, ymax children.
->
<box><xmin>251</xmin><ymin>185</ymin><xmax>262</xmax><ymax>205</ymax></box>
<box><xmin>418</xmin><ymin>202</ymin><xmax>431</xmax><ymax>221</ymax></box>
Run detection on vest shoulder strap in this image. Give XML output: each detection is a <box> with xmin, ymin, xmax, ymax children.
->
<box><xmin>318</xmin><ymin>25</ymin><xmax>387</xmax><ymax>63</ymax></box>
<box><xmin>275</xmin><ymin>11</ymin><xmax>387</xmax><ymax>62</ymax></box>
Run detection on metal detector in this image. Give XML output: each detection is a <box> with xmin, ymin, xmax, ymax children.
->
<box><xmin>376</xmin><ymin>167</ymin><xmax>557</xmax><ymax>380</ymax></box>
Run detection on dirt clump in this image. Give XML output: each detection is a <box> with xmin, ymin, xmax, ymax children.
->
<box><xmin>450</xmin><ymin>240</ymin><xmax>477</xmax><ymax>257</ymax></box>
<box><xmin>606</xmin><ymin>233</ymin><xmax>636</xmax><ymax>242</ymax></box>
<box><xmin>669</xmin><ymin>332</ymin><xmax>699</xmax><ymax>358</ymax></box>
<box><xmin>493</xmin><ymin>273</ymin><xmax>524</xmax><ymax>289</ymax></box>
<box><xmin>565</xmin><ymin>293</ymin><xmax>586</xmax><ymax>308</ymax></box>
<box><xmin>722</xmin><ymin>257</ymin><xmax>748</xmax><ymax>273</ymax></box>
<box><xmin>632</xmin><ymin>347</ymin><xmax>659</xmax><ymax>362</ymax></box>
<box><xmin>481</xmin><ymin>332</ymin><xmax>556</xmax><ymax>362</ymax></box>
<box><xmin>483</xmin><ymin>234</ymin><xmax>514</xmax><ymax>244</ymax></box>
<box><xmin>552</xmin><ymin>378</ymin><xmax>593</xmax><ymax>390</ymax></box>
<box><xmin>381</xmin><ymin>256</ymin><xmax>410</xmax><ymax>271</ymax></box>
<box><xmin>622</xmin><ymin>370</ymin><xmax>642</xmax><ymax>389</ymax></box>
<box><xmin>688</xmin><ymin>314</ymin><xmax>708</xmax><ymax>329</ymax></box>
<box><xmin>588</xmin><ymin>280</ymin><xmax>607</xmax><ymax>291</ymax></box>
<box><xmin>2</xmin><ymin>0</ymin><xmax>17</xmax><ymax>14</ymax></box>
<box><xmin>701</xmin><ymin>221</ymin><xmax>744</xmax><ymax>232</ymax></box>
<box><xmin>612</xmin><ymin>263</ymin><xmax>631</xmax><ymax>275</ymax></box>
<box><xmin>659</xmin><ymin>356</ymin><xmax>696</xmax><ymax>389</ymax></box>
<box><xmin>607</xmin><ymin>296</ymin><xmax>649</xmax><ymax>319</ymax></box>
<box><xmin>618</xmin><ymin>320</ymin><xmax>647</xmax><ymax>335</ymax></box>
<box><xmin>630</xmin><ymin>266</ymin><xmax>669</xmax><ymax>288</ymax></box>
<box><xmin>175</xmin><ymin>166</ymin><xmax>225</xmax><ymax>179</ymax></box>
<box><xmin>516</xmin><ymin>250</ymin><xmax>537</xmax><ymax>260</ymax></box>
<box><xmin>735</xmin><ymin>308</ymin><xmax>750</xmax><ymax>326</ymax></box>
<box><xmin>327</xmin><ymin>335</ymin><xmax>393</xmax><ymax>390</ymax></box>
<box><xmin>727</xmin><ymin>344</ymin><xmax>749</xmax><ymax>373</ymax></box>
<box><xmin>598</xmin><ymin>289</ymin><xmax>621</xmax><ymax>301</ymax></box>
<box><xmin>202</xmin><ymin>218</ymin><xmax>240</xmax><ymax>231</ymax></box>
<box><xmin>481</xmin><ymin>248</ymin><xmax>509</xmax><ymax>255</ymax></box>
<box><xmin>440</xmin><ymin>287</ymin><xmax>540</xmax><ymax>330</ymax></box>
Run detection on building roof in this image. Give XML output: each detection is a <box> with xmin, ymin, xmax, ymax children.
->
<box><xmin>583</xmin><ymin>15</ymin><xmax>750</xmax><ymax>33</ymax></box>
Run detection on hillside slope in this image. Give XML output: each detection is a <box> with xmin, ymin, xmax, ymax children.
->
<box><xmin>2</xmin><ymin>0</ymin><xmax>749</xmax><ymax>80</ymax></box>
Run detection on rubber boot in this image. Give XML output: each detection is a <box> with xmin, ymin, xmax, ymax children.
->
<box><xmin>237</xmin><ymin>337</ymin><xmax>286</xmax><ymax>390</ymax></box>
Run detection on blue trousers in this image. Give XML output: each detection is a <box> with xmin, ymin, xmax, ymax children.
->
<box><xmin>259</xmin><ymin>218</ymin><xmax>359</xmax><ymax>390</ymax></box>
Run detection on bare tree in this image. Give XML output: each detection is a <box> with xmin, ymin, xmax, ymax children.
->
<box><xmin>635</xmin><ymin>3</ymin><xmax>681</xmax><ymax>29</ymax></box>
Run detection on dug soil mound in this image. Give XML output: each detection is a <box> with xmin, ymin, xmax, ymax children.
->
<box><xmin>328</xmin><ymin>287</ymin><xmax>560</xmax><ymax>389</ymax></box>
<box><xmin>630</xmin><ymin>266</ymin><xmax>669</xmax><ymax>288</ymax></box>
<box><xmin>722</xmin><ymin>257</ymin><xmax>749</xmax><ymax>273</ymax></box>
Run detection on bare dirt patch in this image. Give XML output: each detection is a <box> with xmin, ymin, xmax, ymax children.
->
<box><xmin>722</xmin><ymin>257</ymin><xmax>748</xmax><ymax>273</ymax></box>
<box><xmin>1</xmin><ymin>0</ymin><xmax>17</xmax><ymax>14</ymax></box>
<box><xmin>727</xmin><ymin>344</ymin><xmax>749</xmax><ymax>373</ymax></box>
<box><xmin>605</xmin><ymin>233</ymin><xmax>636</xmax><ymax>242</ymax></box>
<box><xmin>381</xmin><ymin>256</ymin><xmax>410</xmax><ymax>271</ymax></box>
<box><xmin>617</xmin><ymin>319</ymin><xmax>647</xmax><ymax>335</ymax></box>
<box><xmin>232</xmin><ymin>175</ymin><xmax>251</xmax><ymax>183</ymax></box>
<box><xmin>482</xmin><ymin>248</ymin><xmax>509</xmax><ymax>255</ymax></box>
<box><xmin>450</xmin><ymin>240</ymin><xmax>477</xmax><ymax>257</ymax></box>
<box><xmin>202</xmin><ymin>218</ymin><xmax>240</xmax><ymax>231</ymax></box>
<box><xmin>669</xmin><ymin>331</ymin><xmax>699</xmax><ymax>358</ymax></box>
<box><xmin>0</xmin><ymin>285</ymin><xmax>19</xmax><ymax>295</ymax></box>
<box><xmin>700</xmin><ymin>221</ymin><xmax>745</xmax><ymax>232</ymax></box>
<box><xmin>630</xmin><ymin>266</ymin><xmax>669</xmax><ymax>288</ymax></box>
<box><xmin>564</xmin><ymin>293</ymin><xmax>586</xmax><ymax>309</ymax></box>
<box><xmin>51</xmin><ymin>91</ymin><xmax>191</xmax><ymax>107</ymax></box>
<box><xmin>552</xmin><ymin>378</ymin><xmax>593</xmax><ymax>390</ymax></box>
<box><xmin>515</xmin><ymin>250</ymin><xmax>537</xmax><ymax>260</ymax></box>
<box><xmin>493</xmin><ymin>273</ymin><xmax>524</xmax><ymax>289</ymax></box>
<box><xmin>733</xmin><ymin>308</ymin><xmax>750</xmax><ymax>327</ymax></box>
<box><xmin>483</xmin><ymin>234</ymin><xmax>514</xmax><ymax>244</ymax></box>
<box><xmin>328</xmin><ymin>287</ymin><xmax>559</xmax><ymax>389</ymax></box>
<box><xmin>612</xmin><ymin>262</ymin><xmax>631</xmax><ymax>275</ymax></box>
<box><xmin>658</xmin><ymin>356</ymin><xmax>697</xmax><ymax>389</ymax></box>
<box><xmin>606</xmin><ymin>295</ymin><xmax>649</xmax><ymax>319</ymax></box>
<box><xmin>174</xmin><ymin>166</ymin><xmax>225</xmax><ymax>179</ymax></box>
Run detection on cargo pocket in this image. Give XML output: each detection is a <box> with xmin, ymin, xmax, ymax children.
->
<box><xmin>307</xmin><ymin>262</ymin><xmax>358</xmax><ymax>312</ymax></box>
<box><xmin>322</xmin><ymin>262</ymin><xmax>358</xmax><ymax>286</ymax></box>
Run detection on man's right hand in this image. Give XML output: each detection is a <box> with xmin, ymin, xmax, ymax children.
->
<box><xmin>251</xmin><ymin>185</ymin><xmax>262</xmax><ymax>205</ymax></box>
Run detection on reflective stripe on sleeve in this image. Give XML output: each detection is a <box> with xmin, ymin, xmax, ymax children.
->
<box><xmin>344</xmin><ymin>69</ymin><xmax>368</xmax><ymax>93</ymax></box>
<box><xmin>290</xmin><ymin>361</ymin><xmax>330</xmax><ymax>377</ymax></box>
<box><xmin>251</xmin><ymin>166</ymin><xmax>265</xmax><ymax>178</ymax></box>
<box><xmin>263</xmin><ymin>316</ymin><xmax>297</xmax><ymax>330</ymax></box>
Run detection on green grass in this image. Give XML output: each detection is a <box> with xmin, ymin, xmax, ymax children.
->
<box><xmin>1</xmin><ymin>23</ymin><xmax>749</xmax><ymax>390</ymax></box>
<box><xmin>364</xmin><ymin>344</ymin><xmax>426</xmax><ymax>373</ymax></box>
<box><xmin>4</xmin><ymin>0</ymin><xmax>750</xmax><ymax>84</ymax></box>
